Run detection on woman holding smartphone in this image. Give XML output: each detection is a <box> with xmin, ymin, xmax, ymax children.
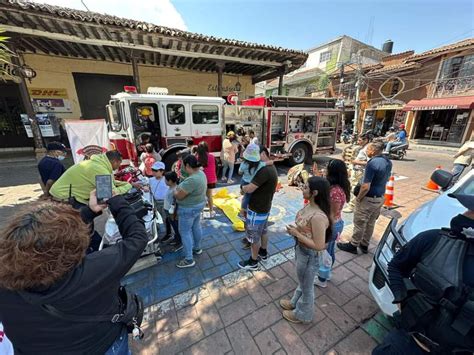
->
<box><xmin>280</xmin><ymin>176</ymin><xmax>332</xmax><ymax>324</ymax></box>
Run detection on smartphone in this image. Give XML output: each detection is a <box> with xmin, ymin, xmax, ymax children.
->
<box><xmin>96</xmin><ymin>175</ymin><xmax>113</xmax><ymax>204</ymax></box>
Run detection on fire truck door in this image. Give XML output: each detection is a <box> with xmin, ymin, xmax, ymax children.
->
<box><xmin>162</xmin><ymin>102</ymin><xmax>192</xmax><ymax>138</ymax></box>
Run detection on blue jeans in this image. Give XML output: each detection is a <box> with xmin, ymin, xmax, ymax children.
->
<box><xmin>290</xmin><ymin>244</ymin><xmax>320</xmax><ymax>322</ymax></box>
<box><xmin>384</xmin><ymin>141</ymin><xmax>405</xmax><ymax>153</ymax></box>
<box><xmin>104</xmin><ymin>328</ymin><xmax>130</xmax><ymax>355</ymax></box>
<box><xmin>177</xmin><ymin>202</ymin><xmax>205</xmax><ymax>261</ymax></box>
<box><xmin>222</xmin><ymin>160</ymin><xmax>234</xmax><ymax>181</ymax></box>
<box><xmin>240</xmin><ymin>181</ymin><xmax>251</xmax><ymax>210</ymax></box>
<box><xmin>318</xmin><ymin>219</ymin><xmax>344</xmax><ymax>282</ymax></box>
<box><xmin>451</xmin><ymin>163</ymin><xmax>467</xmax><ymax>186</ymax></box>
<box><xmin>372</xmin><ymin>329</ymin><xmax>428</xmax><ymax>355</ymax></box>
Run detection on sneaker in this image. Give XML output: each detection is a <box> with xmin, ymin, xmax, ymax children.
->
<box><xmin>209</xmin><ymin>211</ymin><xmax>216</xmax><ymax>218</ymax></box>
<box><xmin>238</xmin><ymin>258</ymin><xmax>259</xmax><ymax>271</ymax></box>
<box><xmin>227</xmin><ymin>179</ymin><xmax>234</xmax><ymax>184</ymax></box>
<box><xmin>237</xmin><ymin>213</ymin><xmax>246</xmax><ymax>222</ymax></box>
<box><xmin>279</xmin><ymin>298</ymin><xmax>295</xmax><ymax>310</ymax></box>
<box><xmin>314</xmin><ymin>278</ymin><xmax>327</xmax><ymax>288</ymax></box>
<box><xmin>258</xmin><ymin>249</ymin><xmax>268</xmax><ymax>261</ymax></box>
<box><xmin>221</xmin><ymin>177</ymin><xmax>227</xmax><ymax>182</ymax></box>
<box><xmin>242</xmin><ymin>240</ymin><xmax>251</xmax><ymax>250</ymax></box>
<box><xmin>169</xmin><ymin>238</ymin><xmax>181</xmax><ymax>246</ymax></box>
<box><xmin>359</xmin><ymin>245</ymin><xmax>369</xmax><ymax>254</ymax></box>
<box><xmin>337</xmin><ymin>242</ymin><xmax>358</xmax><ymax>254</ymax></box>
<box><xmin>176</xmin><ymin>259</ymin><xmax>195</xmax><ymax>268</ymax></box>
<box><xmin>241</xmin><ymin>237</ymin><xmax>249</xmax><ymax>244</ymax></box>
<box><xmin>193</xmin><ymin>248</ymin><xmax>203</xmax><ymax>255</ymax></box>
<box><xmin>172</xmin><ymin>243</ymin><xmax>183</xmax><ymax>252</ymax></box>
<box><xmin>282</xmin><ymin>310</ymin><xmax>302</xmax><ymax>324</ymax></box>
<box><xmin>342</xmin><ymin>206</ymin><xmax>354</xmax><ymax>213</ymax></box>
<box><xmin>161</xmin><ymin>234</ymin><xmax>174</xmax><ymax>243</ymax></box>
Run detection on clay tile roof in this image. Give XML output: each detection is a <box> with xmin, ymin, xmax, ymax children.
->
<box><xmin>367</xmin><ymin>61</ymin><xmax>420</xmax><ymax>74</ymax></box>
<box><xmin>3</xmin><ymin>0</ymin><xmax>306</xmax><ymax>55</ymax></box>
<box><xmin>381</xmin><ymin>50</ymin><xmax>415</xmax><ymax>62</ymax></box>
<box><xmin>407</xmin><ymin>38</ymin><xmax>474</xmax><ymax>61</ymax></box>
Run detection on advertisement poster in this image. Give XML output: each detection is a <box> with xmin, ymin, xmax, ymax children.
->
<box><xmin>29</xmin><ymin>87</ymin><xmax>72</xmax><ymax>113</ymax></box>
<box><xmin>65</xmin><ymin>119</ymin><xmax>109</xmax><ymax>163</ymax></box>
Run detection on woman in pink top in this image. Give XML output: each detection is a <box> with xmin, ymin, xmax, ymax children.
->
<box><xmin>196</xmin><ymin>141</ymin><xmax>217</xmax><ymax>218</ymax></box>
<box><xmin>315</xmin><ymin>159</ymin><xmax>351</xmax><ymax>288</ymax></box>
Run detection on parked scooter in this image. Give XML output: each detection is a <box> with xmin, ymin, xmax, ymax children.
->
<box><xmin>341</xmin><ymin>128</ymin><xmax>353</xmax><ymax>144</ymax></box>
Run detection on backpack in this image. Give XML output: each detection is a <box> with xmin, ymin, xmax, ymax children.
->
<box><xmin>287</xmin><ymin>163</ymin><xmax>309</xmax><ymax>186</ymax></box>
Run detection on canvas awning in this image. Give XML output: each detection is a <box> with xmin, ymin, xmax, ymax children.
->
<box><xmin>403</xmin><ymin>96</ymin><xmax>474</xmax><ymax>111</ymax></box>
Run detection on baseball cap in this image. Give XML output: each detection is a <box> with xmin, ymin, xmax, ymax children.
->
<box><xmin>448</xmin><ymin>193</ymin><xmax>474</xmax><ymax>211</ymax></box>
<box><xmin>47</xmin><ymin>142</ymin><xmax>67</xmax><ymax>152</ymax></box>
<box><xmin>152</xmin><ymin>161</ymin><xmax>165</xmax><ymax>171</ymax></box>
<box><xmin>226</xmin><ymin>131</ymin><xmax>235</xmax><ymax>138</ymax></box>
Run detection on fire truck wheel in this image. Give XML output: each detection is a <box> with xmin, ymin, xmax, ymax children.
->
<box><xmin>289</xmin><ymin>143</ymin><xmax>309</xmax><ymax>166</ymax></box>
<box><xmin>163</xmin><ymin>151</ymin><xmax>178</xmax><ymax>171</ymax></box>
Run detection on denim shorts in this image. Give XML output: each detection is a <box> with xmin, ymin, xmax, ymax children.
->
<box><xmin>245</xmin><ymin>208</ymin><xmax>269</xmax><ymax>244</ymax></box>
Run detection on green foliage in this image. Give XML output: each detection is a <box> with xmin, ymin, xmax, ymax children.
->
<box><xmin>0</xmin><ymin>29</ymin><xmax>15</xmax><ymax>80</ymax></box>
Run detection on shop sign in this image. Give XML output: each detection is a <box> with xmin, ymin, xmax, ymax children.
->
<box><xmin>412</xmin><ymin>105</ymin><xmax>458</xmax><ymax>111</ymax></box>
<box><xmin>29</xmin><ymin>88</ymin><xmax>72</xmax><ymax>113</ymax></box>
<box><xmin>207</xmin><ymin>84</ymin><xmax>240</xmax><ymax>93</ymax></box>
<box><xmin>29</xmin><ymin>88</ymin><xmax>69</xmax><ymax>98</ymax></box>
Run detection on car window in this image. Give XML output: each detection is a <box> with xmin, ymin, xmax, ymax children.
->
<box><xmin>454</xmin><ymin>175</ymin><xmax>474</xmax><ymax>195</ymax></box>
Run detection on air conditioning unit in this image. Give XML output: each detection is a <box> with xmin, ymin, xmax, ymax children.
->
<box><xmin>147</xmin><ymin>87</ymin><xmax>169</xmax><ymax>95</ymax></box>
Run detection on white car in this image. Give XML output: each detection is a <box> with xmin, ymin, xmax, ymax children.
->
<box><xmin>369</xmin><ymin>169</ymin><xmax>474</xmax><ymax>316</ymax></box>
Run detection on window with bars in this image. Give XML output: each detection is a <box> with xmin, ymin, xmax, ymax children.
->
<box><xmin>319</xmin><ymin>51</ymin><xmax>332</xmax><ymax>63</ymax></box>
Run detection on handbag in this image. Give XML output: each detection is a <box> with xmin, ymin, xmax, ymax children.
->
<box><xmin>20</xmin><ymin>286</ymin><xmax>144</xmax><ymax>340</ymax></box>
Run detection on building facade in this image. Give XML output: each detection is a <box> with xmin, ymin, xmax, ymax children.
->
<box><xmin>0</xmin><ymin>0</ymin><xmax>307</xmax><ymax>150</ymax></box>
<box><xmin>262</xmin><ymin>35</ymin><xmax>388</xmax><ymax>97</ymax></box>
<box><xmin>328</xmin><ymin>38</ymin><xmax>474</xmax><ymax>147</ymax></box>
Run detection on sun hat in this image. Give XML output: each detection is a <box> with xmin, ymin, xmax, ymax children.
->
<box><xmin>226</xmin><ymin>131</ymin><xmax>235</xmax><ymax>138</ymax></box>
<box><xmin>152</xmin><ymin>161</ymin><xmax>165</xmax><ymax>171</ymax></box>
<box><xmin>243</xmin><ymin>143</ymin><xmax>261</xmax><ymax>162</ymax></box>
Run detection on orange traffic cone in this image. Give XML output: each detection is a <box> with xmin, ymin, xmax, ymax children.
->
<box><xmin>423</xmin><ymin>166</ymin><xmax>441</xmax><ymax>192</ymax></box>
<box><xmin>383</xmin><ymin>174</ymin><xmax>396</xmax><ymax>209</ymax></box>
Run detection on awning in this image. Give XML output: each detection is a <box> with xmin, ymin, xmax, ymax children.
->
<box><xmin>403</xmin><ymin>96</ymin><xmax>474</xmax><ymax>111</ymax></box>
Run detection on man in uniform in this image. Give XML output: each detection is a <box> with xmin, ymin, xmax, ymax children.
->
<box><xmin>373</xmin><ymin>193</ymin><xmax>474</xmax><ymax>354</ymax></box>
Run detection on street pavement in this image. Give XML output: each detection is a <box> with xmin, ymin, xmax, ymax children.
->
<box><xmin>0</xmin><ymin>146</ymin><xmax>457</xmax><ymax>354</ymax></box>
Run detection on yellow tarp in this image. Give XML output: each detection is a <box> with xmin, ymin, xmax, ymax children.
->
<box><xmin>213</xmin><ymin>188</ymin><xmax>245</xmax><ymax>232</ymax></box>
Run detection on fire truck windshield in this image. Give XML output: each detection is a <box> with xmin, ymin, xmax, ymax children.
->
<box><xmin>106</xmin><ymin>101</ymin><xmax>122</xmax><ymax>131</ymax></box>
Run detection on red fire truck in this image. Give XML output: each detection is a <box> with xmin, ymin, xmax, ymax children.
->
<box><xmin>105</xmin><ymin>87</ymin><xmax>340</xmax><ymax>168</ymax></box>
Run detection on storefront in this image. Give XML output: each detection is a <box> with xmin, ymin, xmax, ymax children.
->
<box><xmin>362</xmin><ymin>100</ymin><xmax>407</xmax><ymax>136</ymax></box>
<box><xmin>404</xmin><ymin>96</ymin><xmax>474</xmax><ymax>146</ymax></box>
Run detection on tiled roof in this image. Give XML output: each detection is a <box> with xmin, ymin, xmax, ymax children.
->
<box><xmin>407</xmin><ymin>38</ymin><xmax>474</xmax><ymax>60</ymax></box>
<box><xmin>381</xmin><ymin>50</ymin><xmax>415</xmax><ymax>62</ymax></box>
<box><xmin>368</xmin><ymin>61</ymin><xmax>420</xmax><ymax>75</ymax></box>
<box><xmin>3</xmin><ymin>0</ymin><xmax>305</xmax><ymax>55</ymax></box>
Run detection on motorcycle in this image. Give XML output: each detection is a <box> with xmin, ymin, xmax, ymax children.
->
<box><xmin>386</xmin><ymin>142</ymin><xmax>409</xmax><ymax>160</ymax></box>
<box><xmin>341</xmin><ymin>128</ymin><xmax>353</xmax><ymax>144</ymax></box>
<box><xmin>99</xmin><ymin>167</ymin><xmax>163</xmax><ymax>260</ymax></box>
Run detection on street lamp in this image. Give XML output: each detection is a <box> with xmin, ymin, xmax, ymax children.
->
<box><xmin>13</xmin><ymin>64</ymin><xmax>37</xmax><ymax>83</ymax></box>
<box><xmin>234</xmin><ymin>79</ymin><xmax>242</xmax><ymax>92</ymax></box>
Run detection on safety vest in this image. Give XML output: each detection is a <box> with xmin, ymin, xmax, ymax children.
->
<box><xmin>400</xmin><ymin>232</ymin><xmax>474</xmax><ymax>353</ymax></box>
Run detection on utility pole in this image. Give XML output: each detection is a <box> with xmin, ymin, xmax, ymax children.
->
<box><xmin>352</xmin><ymin>49</ymin><xmax>366</xmax><ymax>138</ymax></box>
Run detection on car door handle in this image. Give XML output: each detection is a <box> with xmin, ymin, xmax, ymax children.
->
<box><xmin>174</xmin><ymin>127</ymin><xmax>181</xmax><ymax>132</ymax></box>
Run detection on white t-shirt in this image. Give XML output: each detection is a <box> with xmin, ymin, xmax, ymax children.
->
<box><xmin>353</xmin><ymin>145</ymin><xmax>369</xmax><ymax>171</ymax></box>
<box><xmin>251</xmin><ymin>137</ymin><xmax>259</xmax><ymax>145</ymax></box>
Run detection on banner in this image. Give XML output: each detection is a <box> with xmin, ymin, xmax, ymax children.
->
<box><xmin>65</xmin><ymin>119</ymin><xmax>109</xmax><ymax>163</ymax></box>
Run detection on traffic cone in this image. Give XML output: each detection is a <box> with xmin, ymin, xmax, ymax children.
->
<box><xmin>383</xmin><ymin>174</ymin><xmax>396</xmax><ymax>209</ymax></box>
<box><xmin>423</xmin><ymin>166</ymin><xmax>441</xmax><ymax>192</ymax></box>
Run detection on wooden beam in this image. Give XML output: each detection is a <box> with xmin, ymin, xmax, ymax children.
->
<box><xmin>193</xmin><ymin>43</ymin><xmax>201</xmax><ymax>52</ymax></box>
<box><xmin>26</xmin><ymin>37</ymin><xmax>54</xmax><ymax>54</ymax></box>
<box><xmin>185</xmin><ymin>42</ymin><xmax>192</xmax><ymax>51</ymax></box>
<box><xmin>65</xmin><ymin>22</ymin><xmax>80</xmax><ymax>37</ymax></box>
<box><xmin>103</xmin><ymin>46</ymin><xmax>117</xmax><ymax>61</ymax></box>
<box><xmin>1</xmin><ymin>25</ymin><xmax>284</xmax><ymax>67</ymax></box>
<box><xmin>20</xmin><ymin>14</ymin><xmax>38</xmax><ymax>29</ymax></box>
<box><xmin>71</xmin><ymin>42</ymin><xmax>89</xmax><ymax>58</ymax></box>
<box><xmin>77</xmin><ymin>24</ymin><xmax>90</xmax><ymax>38</ymax></box>
<box><xmin>4</xmin><ymin>12</ymin><xmax>23</xmax><ymax>27</ymax></box>
<box><xmin>18</xmin><ymin>38</ymin><xmax>37</xmax><ymax>53</ymax></box>
<box><xmin>49</xmin><ymin>39</ymin><xmax>71</xmax><ymax>57</ymax></box>
<box><xmin>137</xmin><ymin>33</ymin><xmax>144</xmax><ymax>45</ymax></box>
<box><xmin>61</xmin><ymin>41</ymin><xmax>81</xmax><ymax>57</ymax></box>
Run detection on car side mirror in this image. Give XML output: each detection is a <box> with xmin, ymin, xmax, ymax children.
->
<box><xmin>431</xmin><ymin>169</ymin><xmax>453</xmax><ymax>189</ymax></box>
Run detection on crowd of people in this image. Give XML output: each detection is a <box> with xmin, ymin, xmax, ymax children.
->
<box><xmin>0</xmin><ymin>131</ymin><xmax>473</xmax><ymax>354</ymax></box>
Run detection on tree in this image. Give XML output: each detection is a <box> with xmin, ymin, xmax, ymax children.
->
<box><xmin>0</xmin><ymin>29</ymin><xmax>15</xmax><ymax>80</ymax></box>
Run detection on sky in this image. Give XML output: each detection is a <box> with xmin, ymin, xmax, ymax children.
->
<box><xmin>33</xmin><ymin>0</ymin><xmax>473</xmax><ymax>54</ymax></box>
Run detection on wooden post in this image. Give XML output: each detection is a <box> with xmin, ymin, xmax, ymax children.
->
<box><xmin>216</xmin><ymin>62</ymin><xmax>225</xmax><ymax>97</ymax></box>
<box><xmin>131</xmin><ymin>53</ymin><xmax>141</xmax><ymax>93</ymax></box>
<box><xmin>10</xmin><ymin>51</ymin><xmax>44</xmax><ymax>153</ymax></box>
<box><xmin>278</xmin><ymin>71</ymin><xmax>284</xmax><ymax>95</ymax></box>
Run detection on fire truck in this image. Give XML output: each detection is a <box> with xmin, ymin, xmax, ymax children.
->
<box><xmin>105</xmin><ymin>86</ymin><xmax>340</xmax><ymax>168</ymax></box>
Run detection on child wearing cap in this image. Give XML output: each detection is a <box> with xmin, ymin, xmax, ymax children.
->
<box><xmin>149</xmin><ymin>161</ymin><xmax>169</xmax><ymax>238</ymax></box>
<box><xmin>238</xmin><ymin>143</ymin><xmax>273</xmax><ymax>220</ymax></box>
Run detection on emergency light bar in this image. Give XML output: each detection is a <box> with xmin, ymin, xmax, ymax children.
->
<box><xmin>147</xmin><ymin>87</ymin><xmax>169</xmax><ymax>95</ymax></box>
<box><xmin>123</xmin><ymin>86</ymin><xmax>138</xmax><ymax>93</ymax></box>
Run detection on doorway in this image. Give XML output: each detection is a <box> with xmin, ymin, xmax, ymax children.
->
<box><xmin>0</xmin><ymin>82</ymin><xmax>32</xmax><ymax>148</ymax></box>
<box><xmin>73</xmin><ymin>73</ymin><xmax>133</xmax><ymax>119</ymax></box>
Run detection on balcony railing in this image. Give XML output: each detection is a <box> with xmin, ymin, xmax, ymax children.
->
<box><xmin>429</xmin><ymin>75</ymin><xmax>474</xmax><ymax>98</ymax></box>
